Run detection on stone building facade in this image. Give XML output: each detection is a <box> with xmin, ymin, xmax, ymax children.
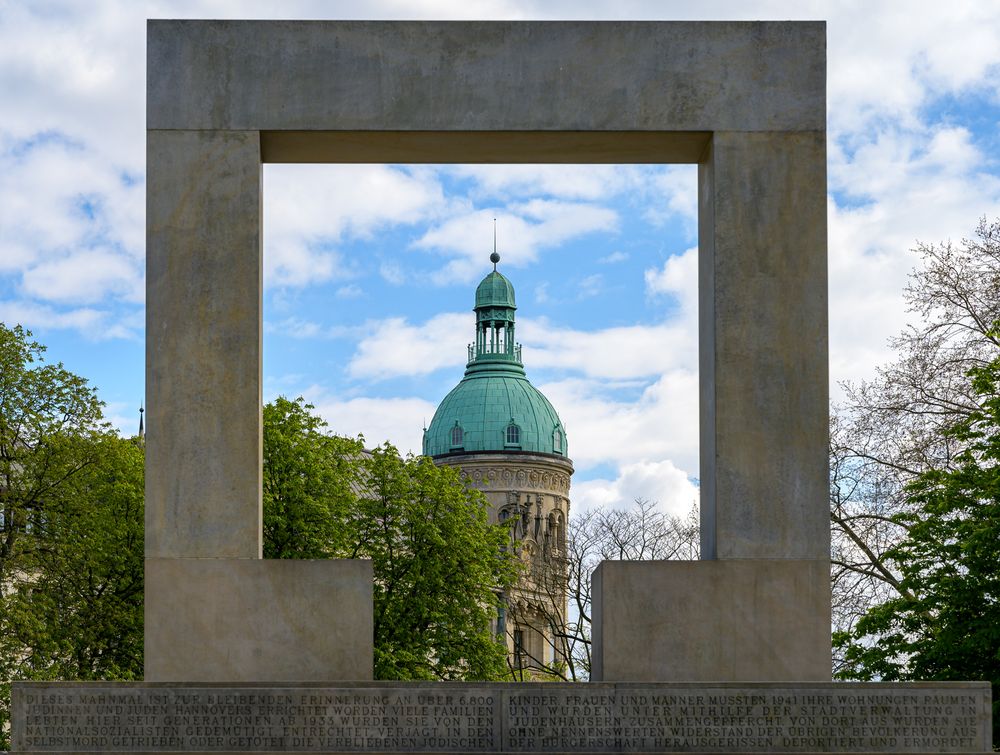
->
<box><xmin>423</xmin><ymin>254</ymin><xmax>573</xmax><ymax>677</ymax></box>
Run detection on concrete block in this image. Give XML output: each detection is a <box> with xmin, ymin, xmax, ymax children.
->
<box><xmin>146</xmin><ymin>129</ymin><xmax>263</xmax><ymax>560</ymax></box>
<box><xmin>591</xmin><ymin>559</ymin><xmax>831</xmax><ymax>682</ymax></box>
<box><xmin>147</xmin><ymin>21</ymin><xmax>825</xmax><ymax>133</ymax></box>
<box><xmin>144</xmin><ymin>558</ymin><xmax>373</xmax><ymax>682</ymax></box>
<box><xmin>699</xmin><ymin>131</ymin><xmax>829</xmax><ymax>561</ymax></box>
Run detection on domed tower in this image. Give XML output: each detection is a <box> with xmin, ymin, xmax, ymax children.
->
<box><xmin>423</xmin><ymin>253</ymin><xmax>573</xmax><ymax>677</ymax></box>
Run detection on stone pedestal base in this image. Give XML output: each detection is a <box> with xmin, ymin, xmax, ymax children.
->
<box><xmin>12</xmin><ymin>681</ymin><xmax>991</xmax><ymax>752</ymax></box>
<box><xmin>145</xmin><ymin>558</ymin><xmax>373</xmax><ymax>682</ymax></box>
<box><xmin>591</xmin><ymin>559</ymin><xmax>831</xmax><ymax>682</ymax></box>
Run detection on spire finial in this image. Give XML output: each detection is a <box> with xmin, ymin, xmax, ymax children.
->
<box><xmin>138</xmin><ymin>403</ymin><xmax>145</xmax><ymax>438</ymax></box>
<box><xmin>491</xmin><ymin>219</ymin><xmax>500</xmax><ymax>270</ymax></box>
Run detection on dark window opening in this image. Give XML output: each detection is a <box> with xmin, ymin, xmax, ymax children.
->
<box><xmin>505</xmin><ymin>424</ymin><xmax>520</xmax><ymax>446</ymax></box>
<box><xmin>513</xmin><ymin>628</ymin><xmax>525</xmax><ymax>667</ymax></box>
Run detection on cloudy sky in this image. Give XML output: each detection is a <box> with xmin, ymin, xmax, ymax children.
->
<box><xmin>2</xmin><ymin>1</ymin><xmax>999</xmax><ymax>516</ymax></box>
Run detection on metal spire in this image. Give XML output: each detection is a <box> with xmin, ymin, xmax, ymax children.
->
<box><xmin>491</xmin><ymin>218</ymin><xmax>500</xmax><ymax>270</ymax></box>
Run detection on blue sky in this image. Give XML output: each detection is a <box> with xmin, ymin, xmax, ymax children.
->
<box><xmin>2</xmin><ymin>1</ymin><xmax>1000</xmax><ymax>515</ymax></box>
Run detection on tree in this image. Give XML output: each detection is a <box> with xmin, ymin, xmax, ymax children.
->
<box><xmin>0</xmin><ymin>432</ymin><xmax>144</xmax><ymax>750</ymax></box>
<box><xmin>0</xmin><ymin>324</ymin><xmax>107</xmax><ymax>589</ymax></box>
<box><xmin>831</xmin><ymin>217</ymin><xmax>1000</xmax><ymax>662</ymax></box>
<box><xmin>834</xmin><ymin>352</ymin><xmax>1000</xmax><ymax>743</ymax></box>
<box><xmin>1</xmin><ymin>432</ymin><xmax>144</xmax><ymax>677</ymax></box>
<box><xmin>263</xmin><ymin>396</ymin><xmax>363</xmax><ymax>559</ymax></box>
<box><xmin>0</xmin><ymin>324</ymin><xmax>119</xmax><ymax>750</ymax></box>
<box><xmin>349</xmin><ymin>445</ymin><xmax>517</xmax><ymax>680</ymax></box>
<box><xmin>262</xmin><ymin>398</ymin><xmax>518</xmax><ymax>681</ymax></box>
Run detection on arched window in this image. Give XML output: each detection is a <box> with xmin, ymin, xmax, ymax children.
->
<box><xmin>553</xmin><ymin>427</ymin><xmax>563</xmax><ymax>454</ymax></box>
<box><xmin>450</xmin><ymin>423</ymin><xmax>464</xmax><ymax>448</ymax></box>
<box><xmin>505</xmin><ymin>423</ymin><xmax>521</xmax><ymax>446</ymax></box>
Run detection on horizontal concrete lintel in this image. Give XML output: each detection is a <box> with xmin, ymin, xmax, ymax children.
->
<box><xmin>147</xmin><ymin>20</ymin><xmax>826</xmax><ymax>133</ymax></box>
<box><xmin>260</xmin><ymin>130</ymin><xmax>713</xmax><ymax>164</ymax></box>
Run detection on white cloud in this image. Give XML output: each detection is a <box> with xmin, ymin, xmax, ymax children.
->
<box><xmin>643</xmin><ymin>245</ymin><xmax>698</xmax><ymax>307</ymax></box>
<box><xmin>598</xmin><ymin>251</ymin><xmax>629</xmax><ymax>264</ymax></box>
<box><xmin>0</xmin><ymin>299</ymin><xmax>133</xmax><ymax>340</ymax></box>
<box><xmin>379</xmin><ymin>262</ymin><xmax>406</xmax><ymax>285</ymax></box>
<box><xmin>572</xmin><ymin>460</ymin><xmax>699</xmax><ymax>519</ymax></box>
<box><xmin>641</xmin><ymin>165</ymin><xmax>698</xmax><ymax>227</ymax></box>
<box><xmin>449</xmin><ymin>164</ymin><xmax>640</xmax><ymax>201</ymax></box>
<box><xmin>307</xmin><ymin>393</ymin><xmax>438</xmax><ymax>454</ymax></box>
<box><xmin>827</xmin><ymin>126</ymin><xmax>1000</xmax><ymax>395</ymax></box>
<box><xmin>0</xmin><ymin>134</ymin><xmax>144</xmax><ymax>297</ymax></box>
<box><xmin>541</xmin><ymin>372</ymin><xmax>699</xmax><ymax>474</ymax></box>
<box><xmin>264</xmin><ymin>164</ymin><xmax>449</xmax><ymax>287</ymax></box>
<box><xmin>415</xmin><ymin>201</ymin><xmax>619</xmax><ymax>283</ymax></box>
<box><xmin>22</xmin><ymin>247</ymin><xmax>142</xmax><ymax>304</ymax></box>
<box><xmin>521</xmin><ymin>319</ymin><xmax>693</xmax><ymax>380</ymax></box>
<box><xmin>336</xmin><ymin>284</ymin><xmax>364</xmax><ymax>299</ymax></box>
<box><xmin>822</xmin><ymin>3</ymin><xmax>1000</xmax><ymax>138</ymax></box>
<box><xmin>267</xmin><ymin>317</ymin><xmax>324</xmax><ymax>340</ymax></box>
<box><xmin>347</xmin><ymin>313</ymin><xmax>469</xmax><ymax>380</ymax></box>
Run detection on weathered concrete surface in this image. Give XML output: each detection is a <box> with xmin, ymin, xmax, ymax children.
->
<box><xmin>591</xmin><ymin>560</ymin><xmax>831</xmax><ymax>682</ymax></box>
<box><xmin>146</xmin><ymin>129</ymin><xmax>262</xmax><ymax>560</ymax></box>
<box><xmin>143</xmin><ymin>20</ymin><xmax>831</xmax><ymax>685</ymax></box>
<box><xmin>699</xmin><ymin>131</ymin><xmax>829</xmax><ymax>561</ymax></box>
<box><xmin>144</xmin><ymin>559</ymin><xmax>373</xmax><ymax>682</ymax></box>
<box><xmin>12</xmin><ymin>681</ymin><xmax>991</xmax><ymax>752</ymax></box>
<box><xmin>148</xmin><ymin>21</ymin><xmax>825</xmax><ymax>133</ymax></box>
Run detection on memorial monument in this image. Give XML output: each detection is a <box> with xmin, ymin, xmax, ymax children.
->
<box><xmin>11</xmin><ymin>19</ymin><xmax>992</xmax><ymax>754</ymax></box>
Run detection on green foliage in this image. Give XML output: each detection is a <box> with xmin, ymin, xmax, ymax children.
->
<box><xmin>262</xmin><ymin>398</ymin><xmax>518</xmax><ymax>681</ymax></box>
<box><xmin>834</xmin><ymin>353</ymin><xmax>1000</xmax><ymax>742</ymax></box>
<box><xmin>0</xmin><ymin>324</ymin><xmax>122</xmax><ymax>749</ymax></box>
<box><xmin>0</xmin><ymin>324</ymin><xmax>107</xmax><ymax>581</ymax></box>
<box><xmin>0</xmin><ymin>433</ymin><xmax>144</xmax><ymax>749</ymax></box>
<box><xmin>263</xmin><ymin>396</ymin><xmax>363</xmax><ymax>558</ymax></box>
<box><xmin>353</xmin><ymin>446</ymin><xmax>517</xmax><ymax>681</ymax></box>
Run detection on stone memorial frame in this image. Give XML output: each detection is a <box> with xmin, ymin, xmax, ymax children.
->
<box><xmin>145</xmin><ymin>20</ymin><xmax>829</xmax><ymax>682</ymax></box>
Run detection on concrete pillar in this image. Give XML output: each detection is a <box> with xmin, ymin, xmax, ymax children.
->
<box><xmin>593</xmin><ymin>129</ymin><xmax>830</xmax><ymax>681</ymax></box>
<box><xmin>145</xmin><ymin>129</ymin><xmax>373</xmax><ymax>681</ymax></box>
<box><xmin>146</xmin><ymin>129</ymin><xmax>263</xmax><ymax>560</ymax></box>
<box><xmin>699</xmin><ymin>130</ymin><xmax>829</xmax><ymax>562</ymax></box>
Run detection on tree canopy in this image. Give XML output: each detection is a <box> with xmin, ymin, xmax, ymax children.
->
<box><xmin>263</xmin><ymin>396</ymin><xmax>363</xmax><ymax>559</ymax></box>
<box><xmin>0</xmin><ymin>324</ymin><xmax>142</xmax><ymax>749</ymax></box>
<box><xmin>351</xmin><ymin>445</ymin><xmax>518</xmax><ymax>680</ymax></box>
<box><xmin>830</xmin><ymin>217</ymin><xmax>1000</xmax><ymax>664</ymax></box>
<box><xmin>1</xmin><ymin>432</ymin><xmax>144</xmax><ymax>681</ymax></box>
<box><xmin>0</xmin><ymin>324</ymin><xmax>107</xmax><ymax>584</ymax></box>
<box><xmin>834</xmin><ymin>351</ymin><xmax>1000</xmax><ymax>741</ymax></box>
<box><xmin>262</xmin><ymin>398</ymin><xmax>518</xmax><ymax>681</ymax></box>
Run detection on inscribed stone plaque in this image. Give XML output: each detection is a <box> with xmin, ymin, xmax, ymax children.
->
<box><xmin>12</xmin><ymin>682</ymin><xmax>991</xmax><ymax>753</ymax></box>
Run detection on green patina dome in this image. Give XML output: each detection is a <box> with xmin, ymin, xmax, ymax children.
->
<box><xmin>475</xmin><ymin>271</ymin><xmax>516</xmax><ymax>309</ymax></box>
<box><xmin>423</xmin><ymin>257</ymin><xmax>567</xmax><ymax>458</ymax></box>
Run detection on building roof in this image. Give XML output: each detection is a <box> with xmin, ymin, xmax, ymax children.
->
<box><xmin>423</xmin><ymin>257</ymin><xmax>567</xmax><ymax>458</ymax></box>
<box><xmin>475</xmin><ymin>270</ymin><xmax>516</xmax><ymax>309</ymax></box>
